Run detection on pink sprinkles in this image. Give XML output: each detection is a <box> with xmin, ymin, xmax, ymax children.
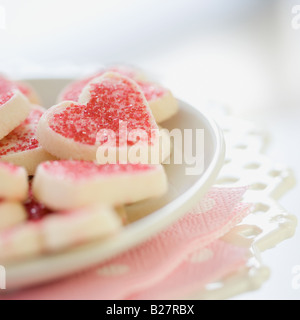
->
<box><xmin>60</xmin><ymin>67</ymin><xmax>166</xmax><ymax>103</ymax></box>
<box><xmin>50</xmin><ymin>76</ymin><xmax>155</xmax><ymax>146</ymax></box>
<box><xmin>0</xmin><ymin>77</ymin><xmax>15</xmax><ymax>94</ymax></box>
<box><xmin>0</xmin><ymin>162</ymin><xmax>21</xmax><ymax>174</ymax></box>
<box><xmin>0</xmin><ymin>76</ymin><xmax>31</xmax><ymax>101</ymax></box>
<box><xmin>0</xmin><ymin>91</ymin><xmax>13</xmax><ymax>106</ymax></box>
<box><xmin>0</xmin><ymin>108</ymin><xmax>43</xmax><ymax>156</ymax></box>
<box><xmin>42</xmin><ymin>161</ymin><xmax>155</xmax><ymax>180</ymax></box>
<box><xmin>61</xmin><ymin>73</ymin><xmax>101</xmax><ymax>102</ymax></box>
<box><xmin>137</xmin><ymin>81</ymin><xmax>166</xmax><ymax>100</ymax></box>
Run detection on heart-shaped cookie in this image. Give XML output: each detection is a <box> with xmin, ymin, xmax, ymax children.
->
<box><xmin>0</xmin><ymin>204</ymin><xmax>121</xmax><ymax>262</ymax></box>
<box><xmin>33</xmin><ymin>160</ymin><xmax>168</xmax><ymax>210</ymax></box>
<box><xmin>0</xmin><ymin>162</ymin><xmax>28</xmax><ymax>201</ymax></box>
<box><xmin>0</xmin><ymin>89</ymin><xmax>31</xmax><ymax>141</ymax></box>
<box><xmin>57</xmin><ymin>65</ymin><xmax>146</xmax><ymax>102</ymax></box>
<box><xmin>0</xmin><ymin>201</ymin><xmax>27</xmax><ymax>232</ymax></box>
<box><xmin>38</xmin><ymin>72</ymin><xmax>163</xmax><ymax>163</ymax></box>
<box><xmin>58</xmin><ymin>65</ymin><xmax>178</xmax><ymax>123</ymax></box>
<box><xmin>0</xmin><ymin>105</ymin><xmax>57</xmax><ymax>175</ymax></box>
<box><xmin>0</xmin><ymin>75</ymin><xmax>40</xmax><ymax>105</ymax></box>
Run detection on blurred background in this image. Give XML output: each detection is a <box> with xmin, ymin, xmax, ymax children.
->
<box><xmin>0</xmin><ymin>0</ymin><xmax>299</xmax><ymax>299</ymax></box>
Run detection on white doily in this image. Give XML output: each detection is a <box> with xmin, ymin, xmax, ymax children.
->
<box><xmin>188</xmin><ymin>112</ymin><xmax>297</xmax><ymax>300</ymax></box>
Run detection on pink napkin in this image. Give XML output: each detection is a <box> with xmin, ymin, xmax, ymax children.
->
<box><xmin>4</xmin><ymin>187</ymin><xmax>251</xmax><ymax>300</ymax></box>
<box><xmin>132</xmin><ymin>240</ymin><xmax>248</xmax><ymax>300</ymax></box>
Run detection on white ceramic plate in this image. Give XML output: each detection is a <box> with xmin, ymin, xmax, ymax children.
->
<box><xmin>6</xmin><ymin>78</ymin><xmax>225</xmax><ymax>290</ymax></box>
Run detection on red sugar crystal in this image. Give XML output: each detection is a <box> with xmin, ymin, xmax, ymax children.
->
<box><xmin>136</xmin><ymin>81</ymin><xmax>166</xmax><ymax>100</ymax></box>
<box><xmin>0</xmin><ymin>76</ymin><xmax>32</xmax><ymax>101</ymax></box>
<box><xmin>62</xmin><ymin>73</ymin><xmax>101</xmax><ymax>102</ymax></box>
<box><xmin>0</xmin><ymin>91</ymin><xmax>13</xmax><ymax>106</ymax></box>
<box><xmin>16</xmin><ymin>83</ymin><xmax>30</xmax><ymax>96</ymax></box>
<box><xmin>42</xmin><ymin>160</ymin><xmax>155</xmax><ymax>180</ymax></box>
<box><xmin>0</xmin><ymin>77</ymin><xmax>15</xmax><ymax>94</ymax></box>
<box><xmin>51</xmin><ymin>76</ymin><xmax>155</xmax><ymax>146</ymax></box>
<box><xmin>0</xmin><ymin>162</ymin><xmax>21</xmax><ymax>173</ymax></box>
<box><xmin>60</xmin><ymin>67</ymin><xmax>166</xmax><ymax>103</ymax></box>
<box><xmin>0</xmin><ymin>108</ymin><xmax>43</xmax><ymax>156</ymax></box>
<box><xmin>108</xmin><ymin>66</ymin><xmax>140</xmax><ymax>79</ymax></box>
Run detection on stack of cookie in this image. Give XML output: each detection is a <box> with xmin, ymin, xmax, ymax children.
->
<box><xmin>0</xmin><ymin>66</ymin><xmax>179</xmax><ymax>263</ymax></box>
